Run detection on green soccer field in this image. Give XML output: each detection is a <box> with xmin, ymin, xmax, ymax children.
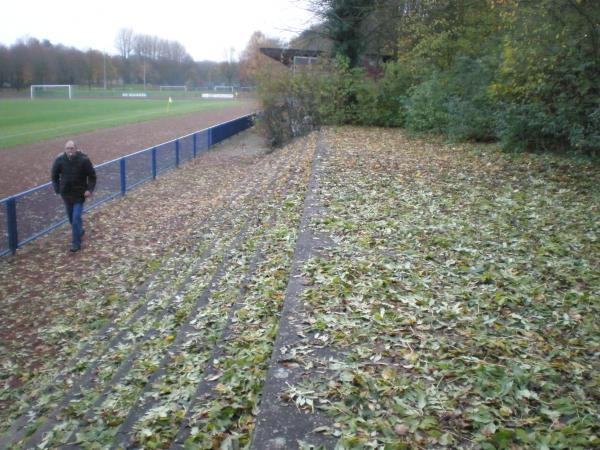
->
<box><xmin>0</xmin><ymin>98</ymin><xmax>240</xmax><ymax>149</ymax></box>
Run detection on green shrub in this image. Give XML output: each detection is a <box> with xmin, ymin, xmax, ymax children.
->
<box><xmin>320</xmin><ymin>57</ymin><xmax>414</xmax><ymax>128</ymax></box>
<box><xmin>256</xmin><ymin>70</ymin><xmax>293</xmax><ymax>148</ymax></box>
<box><xmin>256</xmin><ymin>68</ymin><xmax>322</xmax><ymax>148</ymax></box>
<box><xmin>495</xmin><ymin>96</ymin><xmax>600</xmax><ymax>155</ymax></box>
<box><xmin>581</xmin><ymin>106</ymin><xmax>600</xmax><ymax>156</ymax></box>
<box><xmin>447</xmin><ymin>96</ymin><xmax>496</xmax><ymax>142</ymax></box>
<box><xmin>495</xmin><ymin>101</ymin><xmax>569</xmax><ymax>152</ymax></box>
<box><xmin>445</xmin><ymin>57</ymin><xmax>498</xmax><ymax>142</ymax></box>
<box><xmin>317</xmin><ymin>56</ymin><xmax>364</xmax><ymax>125</ymax></box>
<box><xmin>404</xmin><ymin>75</ymin><xmax>450</xmax><ymax>134</ymax></box>
<box><xmin>353</xmin><ymin>76</ymin><xmax>379</xmax><ymax>126</ymax></box>
<box><xmin>404</xmin><ymin>56</ymin><xmax>500</xmax><ymax>143</ymax></box>
<box><xmin>362</xmin><ymin>61</ymin><xmax>413</xmax><ymax>127</ymax></box>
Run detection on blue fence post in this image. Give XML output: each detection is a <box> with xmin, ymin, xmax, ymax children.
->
<box><xmin>120</xmin><ymin>158</ymin><xmax>127</xmax><ymax>195</ymax></box>
<box><xmin>152</xmin><ymin>147</ymin><xmax>157</xmax><ymax>179</ymax></box>
<box><xmin>208</xmin><ymin>128</ymin><xmax>213</xmax><ymax>149</ymax></box>
<box><xmin>6</xmin><ymin>198</ymin><xmax>18</xmax><ymax>255</ymax></box>
<box><xmin>175</xmin><ymin>140</ymin><xmax>180</xmax><ymax>168</ymax></box>
<box><xmin>193</xmin><ymin>133</ymin><xmax>197</xmax><ymax>158</ymax></box>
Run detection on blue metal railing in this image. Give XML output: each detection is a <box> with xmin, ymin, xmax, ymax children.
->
<box><xmin>0</xmin><ymin>114</ymin><xmax>255</xmax><ymax>256</ymax></box>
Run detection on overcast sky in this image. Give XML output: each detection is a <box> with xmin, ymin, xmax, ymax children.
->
<box><xmin>0</xmin><ymin>0</ymin><xmax>318</xmax><ymax>62</ymax></box>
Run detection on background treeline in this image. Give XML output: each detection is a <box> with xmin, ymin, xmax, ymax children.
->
<box><xmin>259</xmin><ymin>0</ymin><xmax>600</xmax><ymax>155</ymax></box>
<box><xmin>0</xmin><ymin>28</ymin><xmax>241</xmax><ymax>90</ymax></box>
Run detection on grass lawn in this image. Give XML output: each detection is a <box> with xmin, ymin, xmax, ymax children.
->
<box><xmin>0</xmin><ymin>98</ymin><xmax>241</xmax><ymax>148</ymax></box>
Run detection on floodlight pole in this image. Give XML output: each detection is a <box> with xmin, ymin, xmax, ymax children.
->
<box><xmin>103</xmin><ymin>51</ymin><xmax>107</xmax><ymax>90</ymax></box>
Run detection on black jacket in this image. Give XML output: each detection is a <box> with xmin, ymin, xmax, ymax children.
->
<box><xmin>51</xmin><ymin>151</ymin><xmax>97</xmax><ymax>202</ymax></box>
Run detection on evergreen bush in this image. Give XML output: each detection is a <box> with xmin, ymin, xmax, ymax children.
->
<box><xmin>445</xmin><ymin>57</ymin><xmax>498</xmax><ymax>142</ymax></box>
<box><xmin>404</xmin><ymin>75</ymin><xmax>450</xmax><ymax>134</ymax></box>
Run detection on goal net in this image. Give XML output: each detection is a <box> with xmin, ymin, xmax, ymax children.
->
<box><xmin>31</xmin><ymin>85</ymin><xmax>73</xmax><ymax>99</ymax></box>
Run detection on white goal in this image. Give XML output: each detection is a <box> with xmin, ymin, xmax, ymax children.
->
<box><xmin>30</xmin><ymin>84</ymin><xmax>73</xmax><ymax>99</ymax></box>
<box><xmin>213</xmin><ymin>85</ymin><xmax>234</xmax><ymax>93</ymax></box>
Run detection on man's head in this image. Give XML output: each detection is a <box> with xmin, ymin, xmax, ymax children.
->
<box><xmin>65</xmin><ymin>140</ymin><xmax>77</xmax><ymax>158</ymax></box>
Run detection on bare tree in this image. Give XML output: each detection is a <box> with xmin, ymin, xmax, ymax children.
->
<box><xmin>0</xmin><ymin>29</ymin><xmax>237</xmax><ymax>90</ymax></box>
<box><xmin>133</xmin><ymin>34</ymin><xmax>150</xmax><ymax>59</ymax></box>
<box><xmin>239</xmin><ymin>31</ymin><xmax>283</xmax><ymax>84</ymax></box>
<box><xmin>0</xmin><ymin>44</ymin><xmax>10</xmax><ymax>87</ymax></box>
<box><xmin>219</xmin><ymin>47</ymin><xmax>239</xmax><ymax>86</ymax></box>
<box><xmin>115</xmin><ymin>28</ymin><xmax>134</xmax><ymax>60</ymax></box>
<box><xmin>85</xmin><ymin>49</ymin><xmax>105</xmax><ymax>88</ymax></box>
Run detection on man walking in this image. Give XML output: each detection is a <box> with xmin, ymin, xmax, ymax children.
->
<box><xmin>51</xmin><ymin>140</ymin><xmax>96</xmax><ymax>252</ymax></box>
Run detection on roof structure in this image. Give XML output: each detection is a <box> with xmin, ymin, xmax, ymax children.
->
<box><xmin>260</xmin><ymin>48</ymin><xmax>324</xmax><ymax>67</ymax></box>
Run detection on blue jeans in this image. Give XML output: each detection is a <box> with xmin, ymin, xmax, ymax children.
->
<box><xmin>64</xmin><ymin>200</ymin><xmax>84</xmax><ymax>247</ymax></box>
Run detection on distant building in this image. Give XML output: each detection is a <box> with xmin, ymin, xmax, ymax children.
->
<box><xmin>260</xmin><ymin>48</ymin><xmax>323</xmax><ymax>74</ymax></box>
<box><xmin>260</xmin><ymin>48</ymin><xmax>323</xmax><ymax>67</ymax></box>
<box><xmin>260</xmin><ymin>47</ymin><xmax>392</xmax><ymax>78</ymax></box>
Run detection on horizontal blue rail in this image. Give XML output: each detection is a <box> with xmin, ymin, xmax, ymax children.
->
<box><xmin>0</xmin><ymin>114</ymin><xmax>255</xmax><ymax>257</ymax></box>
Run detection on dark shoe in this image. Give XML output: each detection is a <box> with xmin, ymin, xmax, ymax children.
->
<box><xmin>70</xmin><ymin>245</ymin><xmax>80</xmax><ymax>253</ymax></box>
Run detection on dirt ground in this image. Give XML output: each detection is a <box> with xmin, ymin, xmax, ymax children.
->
<box><xmin>0</xmin><ymin>124</ymin><xmax>287</xmax><ymax>415</ymax></box>
<box><xmin>0</xmin><ymin>100</ymin><xmax>259</xmax><ymax>199</ymax></box>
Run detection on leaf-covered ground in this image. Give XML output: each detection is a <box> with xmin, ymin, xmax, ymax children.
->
<box><xmin>0</xmin><ymin>126</ymin><xmax>598</xmax><ymax>449</ymax></box>
<box><xmin>278</xmin><ymin>128</ymin><xmax>600</xmax><ymax>449</ymax></box>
